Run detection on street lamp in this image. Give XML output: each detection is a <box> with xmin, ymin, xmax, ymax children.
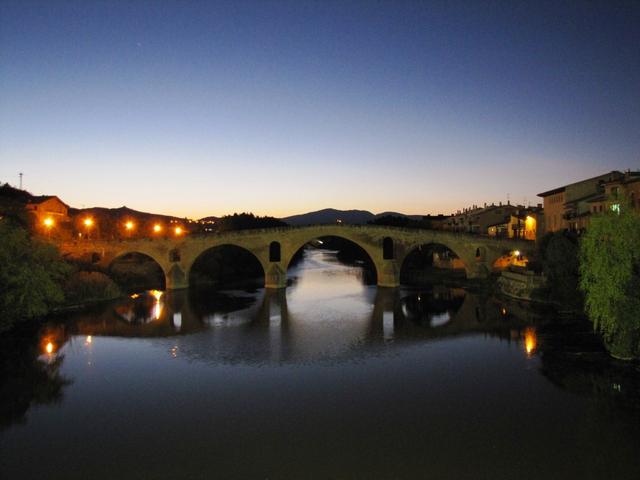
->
<box><xmin>43</xmin><ymin>217</ymin><xmax>54</xmax><ymax>237</ymax></box>
<box><xmin>174</xmin><ymin>226</ymin><xmax>183</xmax><ymax>236</ymax></box>
<box><xmin>153</xmin><ymin>224</ymin><xmax>162</xmax><ymax>234</ymax></box>
<box><xmin>83</xmin><ymin>217</ymin><xmax>94</xmax><ymax>239</ymax></box>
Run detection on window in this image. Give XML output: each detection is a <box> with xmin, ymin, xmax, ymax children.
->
<box><xmin>269</xmin><ymin>241</ymin><xmax>281</xmax><ymax>262</ymax></box>
<box><xmin>382</xmin><ymin>237</ymin><xmax>394</xmax><ymax>260</ymax></box>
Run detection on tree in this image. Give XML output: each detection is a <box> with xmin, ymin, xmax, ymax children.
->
<box><xmin>215</xmin><ymin>213</ymin><xmax>287</xmax><ymax>232</ymax></box>
<box><xmin>535</xmin><ymin>231</ymin><xmax>582</xmax><ymax>309</ymax></box>
<box><xmin>579</xmin><ymin>199</ymin><xmax>640</xmax><ymax>359</ymax></box>
<box><xmin>0</xmin><ymin>220</ymin><xmax>71</xmax><ymax>332</ymax></box>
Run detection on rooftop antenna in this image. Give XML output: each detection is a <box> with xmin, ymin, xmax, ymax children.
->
<box><xmin>507</xmin><ymin>192</ymin><xmax>510</xmax><ymax>205</ymax></box>
<box><xmin>19</xmin><ymin>172</ymin><xmax>23</xmax><ymax>190</ymax></box>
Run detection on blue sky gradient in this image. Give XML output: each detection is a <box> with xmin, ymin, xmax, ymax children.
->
<box><xmin>1</xmin><ymin>1</ymin><xmax>638</xmax><ymax>217</ymax></box>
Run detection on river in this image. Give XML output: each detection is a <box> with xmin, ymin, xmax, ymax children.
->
<box><xmin>1</xmin><ymin>248</ymin><xmax>638</xmax><ymax>479</ymax></box>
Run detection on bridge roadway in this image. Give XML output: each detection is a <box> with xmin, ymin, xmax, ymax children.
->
<box><xmin>58</xmin><ymin>225</ymin><xmax>533</xmax><ymax>289</ymax></box>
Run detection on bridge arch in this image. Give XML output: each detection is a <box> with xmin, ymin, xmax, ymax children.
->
<box><xmin>284</xmin><ymin>233</ymin><xmax>378</xmax><ymax>285</ymax></box>
<box><xmin>108</xmin><ymin>251</ymin><xmax>167</xmax><ymax>291</ymax></box>
<box><xmin>399</xmin><ymin>242</ymin><xmax>470</xmax><ymax>285</ymax></box>
<box><xmin>188</xmin><ymin>243</ymin><xmax>267</xmax><ymax>289</ymax></box>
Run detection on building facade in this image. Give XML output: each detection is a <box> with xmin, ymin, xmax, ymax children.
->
<box><xmin>537</xmin><ymin>170</ymin><xmax>639</xmax><ymax>234</ymax></box>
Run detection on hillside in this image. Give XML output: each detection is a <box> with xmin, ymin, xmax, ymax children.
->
<box><xmin>282</xmin><ymin>208</ymin><xmax>430</xmax><ymax>225</ymax></box>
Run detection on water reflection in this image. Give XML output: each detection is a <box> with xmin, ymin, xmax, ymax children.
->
<box><xmin>524</xmin><ymin>326</ymin><xmax>537</xmax><ymax>356</ymax></box>
<box><xmin>35</xmin><ymin>284</ymin><xmax>540</xmax><ymax>367</ymax></box>
<box><xmin>2</xmin><ymin>249</ymin><xmax>639</xmax><ymax>479</ymax></box>
<box><xmin>0</xmin><ymin>327</ymin><xmax>72</xmax><ymax>430</ymax></box>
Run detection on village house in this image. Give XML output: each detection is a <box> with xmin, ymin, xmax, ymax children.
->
<box><xmin>25</xmin><ymin>195</ymin><xmax>70</xmax><ymax>228</ymax></box>
<box><xmin>486</xmin><ymin>205</ymin><xmax>544</xmax><ymax>241</ymax></box>
<box><xmin>538</xmin><ymin>170</ymin><xmax>640</xmax><ymax>234</ymax></box>
<box><xmin>444</xmin><ymin>202</ymin><xmax>521</xmax><ymax>234</ymax></box>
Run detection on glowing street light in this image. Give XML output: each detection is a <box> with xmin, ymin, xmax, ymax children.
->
<box><xmin>153</xmin><ymin>224</ymin><xmax>162</xmax><ymax>233</ymax></box>
<box><xmin>174</xmin><ymin>226</ymin><xmax>183</xmax><ymax>235</ymax></box>
<box><xmin>82</xmin><ymin>217</ymin><xmax>94</xmax><ymax>240</ymax></box>
<box><xmin>125</xmin><ymin>221</ymin><xmax>134</xmax><ymax>231</ymax></box>
<box><xmin>43</xmin><ymin>217</ymin><xmax>54</xmax><ymax>237</ymax></box>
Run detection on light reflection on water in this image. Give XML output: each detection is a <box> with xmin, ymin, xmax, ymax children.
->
<box><xmin>2</xmin><ymin>249</ymin><xmax>639</xmax><ymax>479</ymax></box>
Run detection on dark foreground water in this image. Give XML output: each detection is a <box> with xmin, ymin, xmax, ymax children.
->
<box><xmin>1</xmin><ymin>249</ymin><xmax>639</xmax><ymax>479</ymax></box>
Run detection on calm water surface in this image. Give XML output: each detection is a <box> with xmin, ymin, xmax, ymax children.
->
<box><xmin>1</xmin><ymin>249</ymin><xmax>639</xmax><ymax>479</ymax></box>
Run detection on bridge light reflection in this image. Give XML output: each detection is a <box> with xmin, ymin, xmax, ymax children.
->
<box><xmin>151</xmin><ymin>290</ymin><xmax>163</xmax><ymax>320</ymax></box>
<box><xmin>524</xmin><ymin>327</ymin><xmax>537</xmax><ymax>356</ymax></box>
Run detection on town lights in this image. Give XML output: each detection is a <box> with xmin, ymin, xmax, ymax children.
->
<box><xmin>153</xmin><ymin>224</ymin><xmax>162</xmax><ymax>233</ymax></box>
<box><xmin>513</xmin><ymin>250</ymin><xmax>521</xmax><ymax>257</ymax></box>
<box><xmin>174</xmin><ymin>226</ymin><xmax>183</xmax><ymax>235</ymax></box>
<box><xmin>125</xmin><ymin>221</ymin><xmax>134</xmax><ymax>231</ymax></box>
<box><xmin>43</xmin><ymin>217</ymin><xmax>54</xmax><ymax>227</ymax></box>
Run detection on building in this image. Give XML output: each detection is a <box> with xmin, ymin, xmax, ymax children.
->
<box><xmin>538</xmin><ymin>170</ymin><xmax>640</xmax><ymax>234</ymax></box>
<box><xmin>486</xmin><ymin>206</ymin><xmax>543</xmax><ymax>241</ymax></box>
<box><xmin>26</xmin><ymin>195</ymin><xmax>70</xmax><ymax>225</ymax></box>
<box><xmin>444</xmin><ymin>202</ymin><xmax>521</xmax><ymax>234</ymax></box>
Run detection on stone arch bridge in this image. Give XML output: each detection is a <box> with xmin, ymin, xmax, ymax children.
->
<box><xmin>58</xmin><ymin>225</ymin><xmax>533</xmax><ymax>290</ymax></box>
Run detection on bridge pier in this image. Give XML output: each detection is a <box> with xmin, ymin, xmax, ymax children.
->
<box><xmin>377</xmin><ymin>260</ymin><xmax>400</xmax><ymax>288</ymax></box>
<box><xmin>165</xmin><ymin>264</ymin><xmax>189</xmax><ymax>290</ymax></box>
<box><xmin>265</xmin><ymin>264</ymin><xmax>287</xmax><ymax>289</ymax></box>
<box><xmin>466</xmin><ymin>263</ymin><xmax>491</xmax><ymax>280</ymax></box>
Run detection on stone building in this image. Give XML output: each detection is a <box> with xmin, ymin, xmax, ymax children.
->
<box><xmin>26</xmin><ymin>195</ymin><xmax>70</xmax><ymax>227</ymax></box>
<box><xmin>486</xmin><ymin>206</ymin><xmax>543</xmax><ymax>241</ymax></box>
<box><xmin>444</xmin><ymin>202</ymin><xmax>520</xmax><ymax>234</ymax></box>
<box><xmin>538</xmin><ymin>170</ymin><xmax>639</xmax><ymax>234</ymax></box>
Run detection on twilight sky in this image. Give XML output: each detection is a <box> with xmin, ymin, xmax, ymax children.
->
<box><xmin>1</xmin><ymin>0</ymin><xmax>638</xmax><ymax>218</ymax></box>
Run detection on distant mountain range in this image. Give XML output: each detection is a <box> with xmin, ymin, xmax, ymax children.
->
<box><xmin>282</xmin><ymin>208</ymin><xmax>426</xmax><ymax>226</ymax></box>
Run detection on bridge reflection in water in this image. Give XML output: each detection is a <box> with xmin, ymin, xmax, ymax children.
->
<box><xmin>8</xmin><ymin>244</ymin><xmax>640</xmax><ymax>480</ymax></box>
<box><xmin>42</xmin><ymin>283</ymin><xmax>540</xmax><ymax>366</ymax></box>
